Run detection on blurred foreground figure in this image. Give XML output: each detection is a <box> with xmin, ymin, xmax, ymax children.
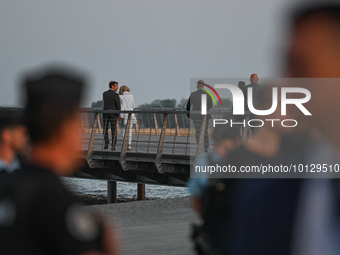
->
<box><xmin>0</xmin><ymin>109</ymin><xmax>27</xmax><ymax>173</ymax></box>
<box><xmin>188</xmin><ymin>125</ymin><xmax>241</xmax><ymax>213</ymax></box>
<box><xmin>189</xmin><ymin>2</ymin><xmax>340</xmax><ymax>255</ymax></box>
<box><xmin>0</xmin><ymin>68</ymin><xmax>119</xmax><ymax>255</ymax></box>
<box><xmin>285</xmin><ymin>2</ymin><xmax>340</xmax><ymax>255</ymax></box>
<box><xmin>195</xmin><ymin>85</ymin><xmax>306</xmax><ymax>255</ymax></box>
<box><xmin>286</xmin><ymin>1</ymin><xmax>340</xmax><ymax>144</ymax></box>
<box><xmin>223</xmin><ymin>2</ymin><xmax>340</xmax><ymax>255</ymax></box>
<box><xmin>188</xmin><ymin>125</ymin><xmax>241</xmax><ymax>255</ymax></box>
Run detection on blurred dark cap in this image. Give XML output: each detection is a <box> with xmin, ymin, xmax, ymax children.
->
<box><xmin>24</xmin><ymin>71</ymin><xmax>84</xmax><ymax>110</ymax></box>
<box><xmin>291</xmin><ymin>0</ymin><xmax>340</xmax><ymax>24</ymax></box>
<box><xmin>22</xmin><ymin>67</ymin><xmax>86</xmax><ymax>144</ymax></box>
<box><xmin>0</xmin><ymin>109</ymin><xmax>25</xmax><ymax>129</ymax></box>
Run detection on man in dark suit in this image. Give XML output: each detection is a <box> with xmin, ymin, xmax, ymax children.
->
<box><xmin>186</xmin><ymin>80</ymin><xmax>213</xmax><ymax>152</ymax></box>
<box><xmin>103</xmin><ymin>81</ymin><xmax>121</xmax><ymax>150</ymax></box>
<box><xmin>242</xmin><ymin>73</ymin><xmax>261</xmax><ymax>112</ymax></box>
<box><xmin>247</xmin><ymin>73</ymin><xmax>259</xmax><ymax>87</ymax></box>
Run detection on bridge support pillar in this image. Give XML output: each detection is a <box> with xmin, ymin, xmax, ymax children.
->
<box><xmin>137</xmin><ymin>183</ymin><xmax>145</xmax><ymax>200</ymax></box>
<box><xmin>107</xmin><ymin>181</ymin><xmax>117</xmax><ymax>204</ymax></box>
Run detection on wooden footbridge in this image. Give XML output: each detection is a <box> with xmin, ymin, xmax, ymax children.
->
<box><xmin>79</xmin><ymin>109</ymin><xmax>214</xmax><ymax>202</ymax></box>
<box><xmin>3</xmin><ymin>107</ymin><xmax>237</xmax><ymax>203</ymax></box>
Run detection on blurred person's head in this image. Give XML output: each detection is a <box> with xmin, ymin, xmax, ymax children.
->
<box><xmin>250</xmin><ymin>73</ymin><xmax>259</xmax><ymax>84</ymax></box>
<box><xmin>109</xmin><ymin>81</ymin><xmax>119</xmax><ymax>91</ymax></box>
<box><xmin>238</xmin><ymin>81</ymin><xmax>246</xmax><ymax>90</ymax></box>
<box><xmin>23</xmin><ymin>67</ymin><xmax>86</xmax><ymax>176</ymax></box>
<box><xmin>287</xmin><ymin>4</ymin><xmax>340</xmax><ymax>77</ymax></box>
<box><xmin>197</xmin><ymin>80</ymin><xmax>205</xmax><ymax>89</ymax></box>
<box><xmin>212</xmin><ymin>125</ymin><xmax>241</xmax><ymax>158</ymax></box>
<box><xmin>286</xmin><ymin>2</ymin><xmax>340</xmax><ymax>144</ymax></box>
<box><xmin>119</xmin><ymin>85</ymin><xmax>130</xmax><ymax>95</ymax></box>
<box><xmin>0</xmin><ymin>109</ymin><xmax>28</xmax><ymax>164</ymax></box>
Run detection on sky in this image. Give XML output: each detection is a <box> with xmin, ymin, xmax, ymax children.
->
<box><xmin>0</xmin><ymin>0</ymin><xmax>293</xmax><ymax>108</ymax></box>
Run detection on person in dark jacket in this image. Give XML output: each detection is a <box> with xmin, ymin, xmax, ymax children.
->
<box><xmin>186</xmin><ymin>80</ymin><xmax>213</xmax><ymax>152</ymax></box>
<box><xmin>103</xmin><ymin>81</ymin><xmax>121</xmax><ymax>151</ymax></box>
<box><xmin>242</xmin><ymin>73</ymin><xmax>261</xmax><ymax>112</ymax></box>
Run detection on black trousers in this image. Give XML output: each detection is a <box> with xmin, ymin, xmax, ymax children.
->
<box><xmin>103</xmin><ymin>113</ymin><xmax>118</xmax><ymax>147</ymax></box>
<box><xmin>192</xmin><ymin>115</ymin><xmax>209</xmax><ymax>150</ymax></box>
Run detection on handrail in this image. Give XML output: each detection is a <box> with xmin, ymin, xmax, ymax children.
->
<box><xmin>2</xmin><ymin>107</ymin><xmax>246</xmax><ymax>115</ymax></box>
<box><xmin>1</xmin><ymin>107</ymin><xmax>251</xmax><ymax>171</ymax></box>
<box><xmin>81</xmin><ymin>108</ymin><xmax>235</xmax><ymax>114</ymax></box>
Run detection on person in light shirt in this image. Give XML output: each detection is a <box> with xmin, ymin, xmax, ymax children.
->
<box><xmin>119</xmin><ymin>85</ymin><xmax>136</xmax><ymax>151</ymax></box>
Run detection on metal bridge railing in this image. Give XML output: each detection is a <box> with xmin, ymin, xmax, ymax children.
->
<box><xmin>0</xmin><ymin>107</ymin><xmax>250</xmax><ymax>173</ymax></box>
<box><xmin>82</xmin><ymin>109</ymin><xmax>196</xmax><ymax>172</ymax></box>
<box><xmin>81</xmin><ymin>108</ymin><xmax>249</xmax><ymax>172</ymax></box>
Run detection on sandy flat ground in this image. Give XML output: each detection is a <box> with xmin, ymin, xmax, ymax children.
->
<box><xmin>87</xmin><ymin>196</ymin><xmax>200</xmax><ymax>255</ymax></box>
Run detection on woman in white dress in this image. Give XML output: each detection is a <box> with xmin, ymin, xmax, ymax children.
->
<box><xmin>119</xmin><ymin>85</ymin><xmax>136</xmax><ymax>150</ymax></box>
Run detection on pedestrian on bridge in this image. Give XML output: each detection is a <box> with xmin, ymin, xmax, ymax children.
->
<box><xmin>186</xmin><ymin>80</ymin><xmax>213</xmax><ymax>152</ymax></box>
<box><xmin>119</xmin><ymin>85</ymin><xmax>136</xmax><ymax>151</ymax></box>
<box><xmin>103</xmin><ymin>81</ymin><xmax>121</xmax><ymax>151</ymax></box>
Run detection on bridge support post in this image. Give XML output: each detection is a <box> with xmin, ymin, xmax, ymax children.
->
<box><xmin>174</xmin><ymin>113</ymin><xmax>180</xmax><ymax>135</ymax></box>
<box><xmin>153</xmin><ymin>113</ymin><xmax>160</xmax><ymax>135</ymax></box>
<box><xmin>155</xmin><ymin>113</ymin><xmax>168</xmax><ymax>173</ymax></box>
<box><xmin>96</xmin><ymin>113</ymin><xmax>103</xmax><ymax>133</ymax></box>
<box><xmin>86</xmin><ymin>112</ymin><xmax>99</xmax><ymax>168</ymax></box>
<box><xmin>107</xmin><ymin>181</ymin><xmax>117</xmax><ymax>204</ymax></box>
<box><xmin>137</xmin><ymin>183</ymin><xmax>145</xmax><ymax>200</ymax></box>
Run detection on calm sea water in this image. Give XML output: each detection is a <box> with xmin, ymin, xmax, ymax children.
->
<box><xmin>62</xmin><ymin>177</ymin><xmax>189</xmax><ymax>199</ymax></box>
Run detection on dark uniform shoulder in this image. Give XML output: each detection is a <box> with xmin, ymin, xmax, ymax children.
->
<box><xmin>0</xmin><ymin>165</ymin><xmax>103</xmax><ymax>255</ymax></box>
